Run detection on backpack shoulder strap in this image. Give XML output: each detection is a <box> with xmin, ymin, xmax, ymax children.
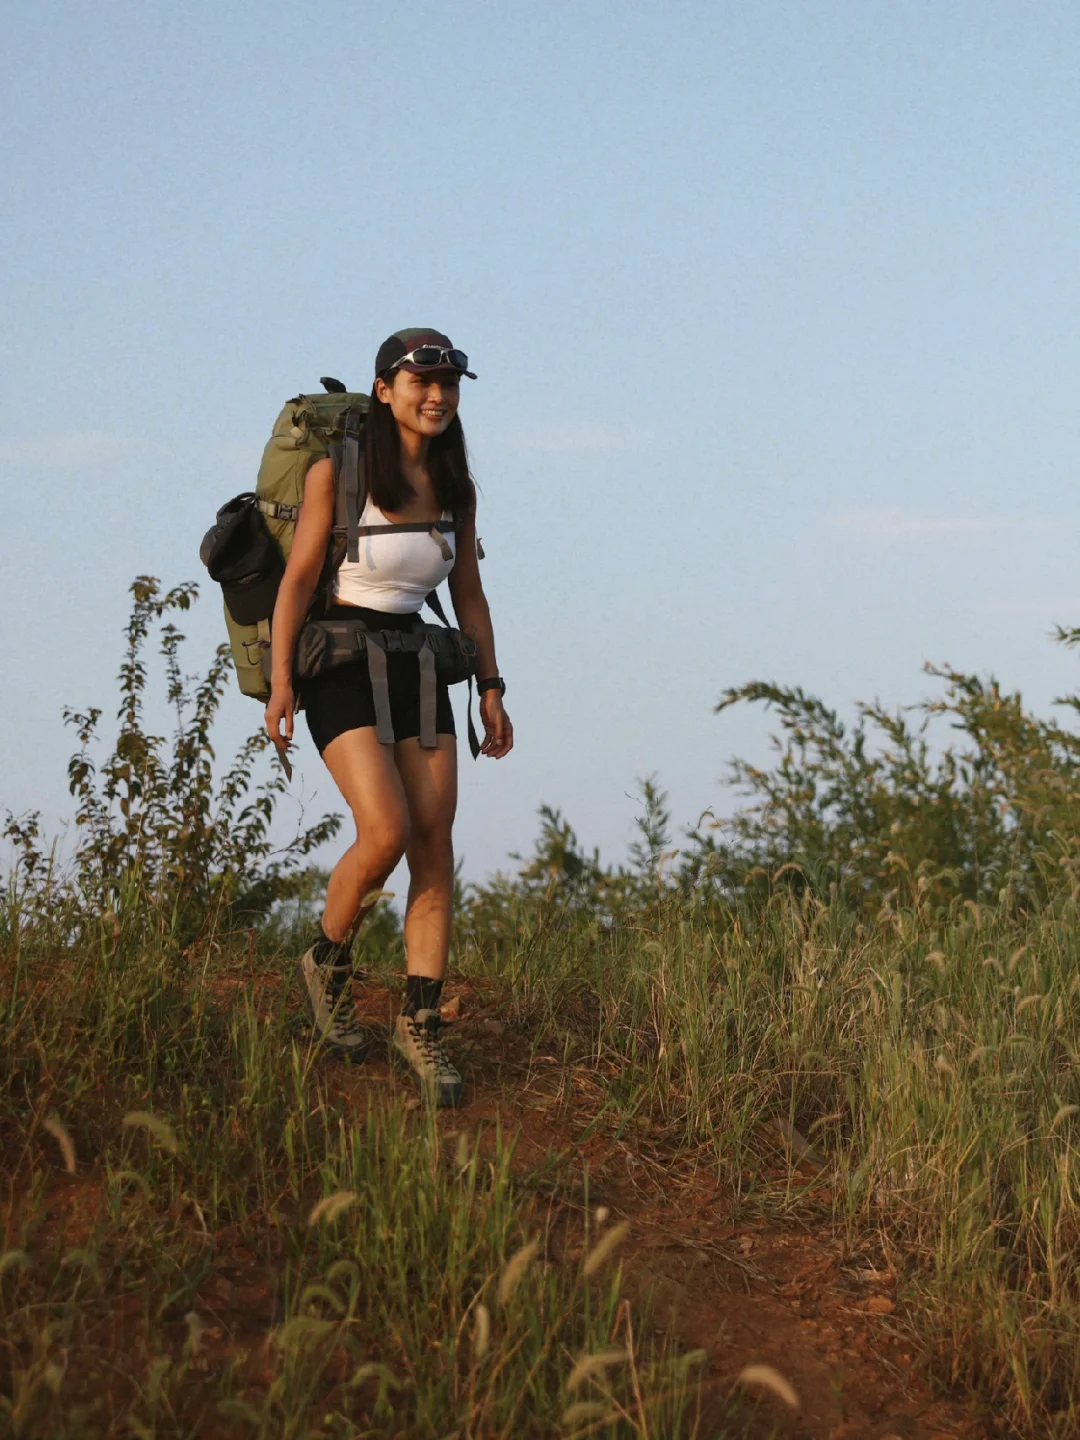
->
<box><xmin>328</xmin><ymin>404</ymin><xmax>367</xmax><ymax>562</ymax></box>
<box><xmin>339</xmin><ymin>406</ymin><xmax>366</xmax><ymax>562</ymax></box>
<box><xmin>425</xmin><ymin>587</ymin><xmax>452</xmax><ymax>627</ymax></box>
<box><xmin>425</xmin><ymin>508</ymin><xmax>457</xmax><ymax>626</ymax></box>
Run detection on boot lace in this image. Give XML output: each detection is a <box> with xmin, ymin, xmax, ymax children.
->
<box><xmin>412</xmin><ymin>1013</ymin><xmax>457</xmax><ymax>1079</ymax></box>
<box><xmin>325</xmin><ymin>966</ymin><xmax>365</xmax><ymax>1040</ymax></box>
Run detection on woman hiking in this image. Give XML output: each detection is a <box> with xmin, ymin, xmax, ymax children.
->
<box><xmin>264</xmin><ymin>330</ymin><xmax>512</xmax><ymax>1107</ymax></box>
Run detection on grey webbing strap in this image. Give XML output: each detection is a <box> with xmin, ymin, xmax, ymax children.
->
<box><xmin>419</xmin><ymin>587</ymin><xmax>481</xmax><ymax>758</ymax></box>
<box><xmin>329</xmin><ymin>440</ymin><xmax>346</xmax><ymax>528</ymax></box>
<box><xmin>348</xmin><ymin>519</ymin><xmax>455</xmax><ymax>537</ymax></box>
<box><xmin>425</xmin><ymin>588</ymin><xmax>452</xmax><ymax>627</ymax></box>
<box><xmin>364</xmin><ymin>640</ymin><xmax>395</xmax><ymax>745</ymax></box>
<box><xmin>430</xmin><ymin>525</ymin><xmax>454</xmax><ymax>562</ymax></box>
<box><xmin>466</xmin><ymin>677</ymin><xmax>481</xmax><ymax>760</ymax></box>
<box><xmin>342</xmin><ymin>408</ymin><xmax>364</xmax><ymax>563</ymax></box>
<box><xmin>417</xmin><ymin>643</ymin><xmax>437</xmax><ymax>749</ymax></box>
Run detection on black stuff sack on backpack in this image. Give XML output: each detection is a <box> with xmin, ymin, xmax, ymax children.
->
<box><xmin>200</xmin><ymin>494</ymin><xmax>285</xmax><ymax>626</ymax></box>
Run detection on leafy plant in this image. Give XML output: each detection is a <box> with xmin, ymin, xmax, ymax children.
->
<box><xmin>691</xmin><ymin>653</ymin><xmax>1080</xmax><ymax>915</ymax></box>
<box><xmin>6</xmin><ymin>576</ymin><xmax>339</xmax><ymax>945</ymax></box>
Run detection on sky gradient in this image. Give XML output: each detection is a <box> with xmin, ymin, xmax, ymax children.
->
<box><xmin>5</xmin><ymin>0</ymin><xmax>1080</xmax><ymax>884</ymax></box>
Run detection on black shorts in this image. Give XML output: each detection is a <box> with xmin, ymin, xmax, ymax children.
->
<box><xmin>302</xmin><ymin>605</ymin><xmax>456</xmax><ymax>754</ymax></box>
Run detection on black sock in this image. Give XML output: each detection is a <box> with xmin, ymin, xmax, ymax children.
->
<box><xmin>403</xmin><ymin>974</ymin><xmax>443</xmax><ymax>1018</ymax></box>
<box><xmin>312</xmin><ymin>928</ymin><xmax>352</xmax><ymax>971</ymax></box>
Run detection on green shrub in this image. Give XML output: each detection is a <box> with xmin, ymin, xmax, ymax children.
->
<box><xmin>694</xmin><ymin>655</ymin><xmax>1080</xmax><ymax>915</ymax></box>
<box><xmin>5</xmin><ymin>576</ymin><xmax>338</xmax><ymax>949</ymax></box>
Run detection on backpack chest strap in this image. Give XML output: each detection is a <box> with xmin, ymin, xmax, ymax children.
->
<box><xmin>331</xmin><ymin>518</ymin><xmax>456</xmax><ymax>563</ymax></box>
<box><xmin>331</xmin><ymin>519</ymin><xmax>457</xmax><ymax>536</ymax></box>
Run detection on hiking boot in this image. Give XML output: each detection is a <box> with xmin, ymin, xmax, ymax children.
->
<box><xmin>300</xmin><ymin>947</ymin><xmax>372</xmax><ymax>1062</ymax></box>
<box><xmin>393</xmin><ymin>1008</ymin><xmax>463</xmax><ymax>1107</ymax></box>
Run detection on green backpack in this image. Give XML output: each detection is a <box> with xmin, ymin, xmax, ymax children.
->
<box><xmin>201</xmin><ymin>378</ymin><xmax>465</xmax><ymax>708</ymax></box>
<box><xmin>216</xmin><ymin>379</ymin><xmax>371</xmax><ymax>699</ymax></box>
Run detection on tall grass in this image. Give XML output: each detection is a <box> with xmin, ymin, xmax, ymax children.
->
<box><xmin>0</xmin><ymin>923</ymin><xmax>701</xmax><ymax>1436</ymax></box>
<box><xmin>0</xmin><ymin>583</ymin><xmax>700</xmax><ymax>1437</ymax></box>
<box><xmin>457</xmin><ymin>882</ymin><xmax>1080</xmax><ymax>1432</ymax></box>
<box><xmin>7</xmin><ymin>577</ymin><xmax>1080</xmax><ymax>1434</ymax></box>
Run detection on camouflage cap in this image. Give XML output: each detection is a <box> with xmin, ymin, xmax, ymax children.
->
<box><xmin>374</xmin><ymin>328</ymin><xmax>476</xmax><ymax>379</ymax></box>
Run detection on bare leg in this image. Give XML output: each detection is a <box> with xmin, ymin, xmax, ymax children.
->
<box><xmin>319</xmin><ymin>727</ymin><xmax>411</xmax><ymax>942</ymax></box>
<box><xmin>394</xmin><ymin>735</ymin><xmax>458</xmax><ymax>978</ymax></box>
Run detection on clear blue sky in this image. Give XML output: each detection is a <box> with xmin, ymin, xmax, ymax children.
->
<box><xmin>4</xmin><ymin>0</ymin><xmax>1080</xmax><ymax>883</ymax></box>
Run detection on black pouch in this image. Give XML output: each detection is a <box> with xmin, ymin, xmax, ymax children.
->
<box><xmin>417</xmin><ymin>624</ymin><xmax>477</xmax><ymax>686</ymax></box>
<box><xmin>201</xmin><ymin>494</ymin><xmax>285</xmax><ymax>625</ymax></box>
<box><xmin>294</xmin><ymin>620</ymin><xmax>338</xmax><ymax>681</ymax></box>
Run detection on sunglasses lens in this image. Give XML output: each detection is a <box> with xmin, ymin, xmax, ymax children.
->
<box><xmin>392</xmin><ymin>345</ymin><xmax>469</xmax><ymax>374</ymax></box>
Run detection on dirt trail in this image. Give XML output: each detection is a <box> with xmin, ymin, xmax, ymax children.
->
<box><xmin>346</xmin><ymin>980</ymin><xmax>993</xmax><ymax>1440</ymax></box>
<box><xmin>8</xmin><ymin>975</ymin><xmax>995</xmax><ymax>1437</ymax></box>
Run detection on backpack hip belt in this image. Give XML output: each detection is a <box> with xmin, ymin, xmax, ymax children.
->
<box><xmin>295</xmin><ymin>616</ymin><xmax>480</xmax><ymax>756</ymax></box>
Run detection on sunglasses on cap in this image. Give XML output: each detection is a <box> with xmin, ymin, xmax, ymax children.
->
<box><xmin>390</xmin><ymin>345</ymin><xmax>471</xmax><ymax>374</ymax></box>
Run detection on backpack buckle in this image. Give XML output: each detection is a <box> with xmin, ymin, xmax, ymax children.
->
<box><xmin>380</xmin><ymin>629</ymin><xmax>406</xmax><ymax>654</ymax></box>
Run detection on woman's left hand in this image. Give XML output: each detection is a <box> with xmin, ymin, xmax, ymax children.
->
<box><xmin>479</xmin><ymin>691</ymin><xmax>513</xmax><ymax>758</ymax></box>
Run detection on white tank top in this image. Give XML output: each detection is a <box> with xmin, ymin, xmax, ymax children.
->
<box><xmin>333</xmin><ymin>498</ymin><xmax>456</xmax><ymax>613</ymax></box>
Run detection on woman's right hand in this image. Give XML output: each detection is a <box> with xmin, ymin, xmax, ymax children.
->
<box><xmin>265</xmin><ymin>683</ymin><xmax>296</xmax><ymax>755</ymax></box>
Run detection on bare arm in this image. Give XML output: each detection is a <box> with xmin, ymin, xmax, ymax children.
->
<box><xmin>448</xmin><ymin>512</ymin><xmax>498</xmax><ymax>676</ymax></box>
<box><xmin>264</xmin><ymin>458</ymin><xmax>335</xmax><ymax>752</ymax></box>
<box><xmin>448</xmin><ymin>512</ymin><xmax>513</xmax><ymax>758</ymax></box>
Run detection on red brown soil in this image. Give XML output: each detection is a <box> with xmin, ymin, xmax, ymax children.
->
<box><xmin>343</xmin><ymin>978</ymin><xmax>994</xmax><ymax>1440</ymax></box>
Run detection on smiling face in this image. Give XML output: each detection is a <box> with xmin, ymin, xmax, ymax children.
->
<box><xmin>374</xmin><ymin>366</ymin><xmax>461</xmax><ymax>443</ymax></box>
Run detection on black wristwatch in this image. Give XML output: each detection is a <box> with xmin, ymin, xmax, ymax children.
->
<box><xmin>477</xmin><ymin>676</ymin><xmax>506</xmax><ymax>696</ymax></box>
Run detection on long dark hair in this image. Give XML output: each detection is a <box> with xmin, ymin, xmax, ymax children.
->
<box><xmin>364</xmin><ymin>386</ymin><xmax>476</xmax><ymax>516</ymax></box>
